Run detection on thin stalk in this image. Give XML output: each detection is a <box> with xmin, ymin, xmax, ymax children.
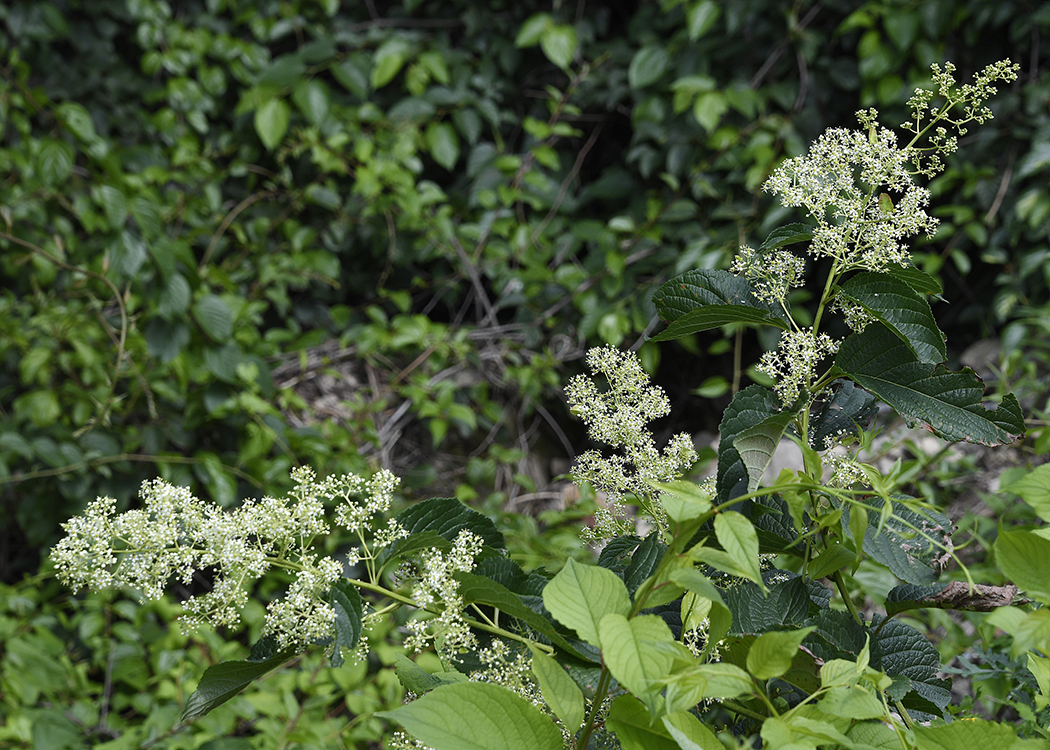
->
<box><xmin>832</xmin><ymin>570</ymin><xmax>863</xmax><ymax>625</ymax></box>
<box><xmin>575</xmin><ymin>667</ymin><xmax>612</xmax><ymax>750</ymax></box>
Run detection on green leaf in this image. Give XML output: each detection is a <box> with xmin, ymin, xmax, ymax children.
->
<box><xmin>662</xmin><ymin>712</ymin><xmax>723</xmax><ymax>750</ymax></box>
<box><xmin>540</xmin><ymin>24</ymin><xmax>577</xmax><ymax>70</ymax></box>
<box><xmin>254</xmin><ymin>98</ymin><xmax>290</xmax><ymax>151</ymax></box>
<box><xmin>1002</xmin><ymin>463</ymin><xmax>1050</xmax><ymax>523</ymax></box>
<box><xmin>332</xmin><ymin>56</ymin><xmax>369</xmax><ymax>98</ymax></box>
<box><xmin>378</xmin><ymin>682</ymin><xmax>562</xmax><ymax>750</ymax></box>
<box><xmin>808</xmin><ymin>379</ymin><xmax>878</xmax><ymax>449</ymax></box>
<box><xmin>371</xmin><ymin>38</ymin><xmax>411</xmax><ymax>89</ymax></box>
<box><xmin>605</xmin><ymin>695</ymin><xmax>680</xmax><ymax>750</ymax></box>
<box><xmin>912</xmin><ymin>718</ymin><xmax>1019</xmax><ymax>750</ymax></box>
<box><xmin>599</xmin><ymin>613</ymin><xmax>677</xmax><ymax>713</ymax></box>
<box><xmin>715</xmin><ymin>385</ymin><xmax>789</xmax><ymax>503</ymax></box>
<box><xmin>838</xmin><ymin>272</ymin><xmax>946</xmax><ymax>363</ymax></box>
<box><xmin>182</xmin><ymin>637</ymin><xmax>299</xmax><ymax>722</ymax></box>
<box><xmin>686</xmin><ymin>0</ymin><xmax>721</xmax><ymax>41</ymax></box>
<box><xmin>884</xmin><ymin>264</ymin><xmax>943</xmax><ymax>296</ymax></box>
<box><xmin>292</xmin><ymin>79</ymin><xmax>331</xmax><ymax>125</ymax></box>
<box><xmin>38</xmin><ymin>139</ymin><xmax>74</xmax><ymax>185</ymax></box>
<box><xmin>158</xmin><ymin>273</ymin><xmax>192</xmax><ymax>319</ymax></box>
<box><xmin>629</xmin><ymin>44</ymin><xmax>669</xmax><ymax>89</ymax></box>
<box><xmin>456</xmin><ymin>572</ymin><xmax>596</xmax><ymax>662</ymax></box>
<box><xmin>873</xmin><ymin>616</ymin><xmax>950</xmax><ymax>713</ymax></box>
<box><xmin>94</xmin><ymin>184</ymin><xmax>127</xmax><ymax>229</ymax></box>
<box><xmin>836</xmin><ymin>322</ymin><xmax>1025</xmax><ymax>445</ymax></box>
<box><xmin>144</xmin><ymin>319</ymin><xmax>190</xmax><ymax>363</ymax></box>
<box><xmin>426</xmin><ymin>122</ymin><xmax>460</xmax><ymax>170</ymax></box>
<box><xmin>624</xmin><ymin>532</ymin><xmax>666</xmax><ymax>595</ymax></box>
<box><xmin>670</xmin><ymin>568</ymin><xmax>732</xmax><ymax>657</ymax></box>
<box><xmin>329</xmin><ymin>580</ymin><xmax>363</xmax><ymax>667</ymax></box>
<box><xmin>394</xmin><ymin>496</ymin><xmax>505</xmax><ymax>549</ymax></box>
<box><xmin>193</xmin><ymin>294</ymin><xmax>234</xmax><ymax>342</ymax></box>
<box><xmin>757</xmin><ymin>223</ymin><xmax>815</xmax><ymax>253</ymax></box>
<box><xmin>747</xmin><ymin>627</ymin><xmax>815</xmax><ymax>680</ymax></box>
<box><xmin>257</xmin><ymin>54</ymin><xmax>306</xmax><ymax>87</ymax></box>
<box><xmin>693</xmin><ymin>91</ymin><xmax>728</xmax><ymax>132</ymax></box>
<box><xmin>845</xmin><ymin>496</ymin><xmax>953</xmax><ymax>586</ymax></box>
<box><xmin>651</xmin><ymin>270</ymin><xmax>790</xmax><ymax>342</ymax></box>
<box><xmin>724</xmin><ymin>575</ymin><xmax>812</xmax><ymax>633</ymax></box>
<box><xmin>996</xmin><ymin>529</ymin><xmax>1050</xmax><ymax>604</ymax></box>
<box><xmin>56</xmin><ymin>101</ymin><xmax>98</xmax><ymax>142</ymax></box>
<box><xmin>392</xmin><ymin>653</ymin><xmax>469</xmax><ymax>694</ymax></box>
<box><xmin>528</xmin><ymin>645</ymin><xmax>585</xmax><ymax>732</ymax></box>
<box><xmin>112</xmin><ymin>230</ymin><xmax>148</xmax><ymax>278</ymax></box>
<box><xmin>818</xmin><ymin>685</ymin><xmax>886</xmax><ymax>720</ymax></box>
<box><xmin>714</xmin><ymin>512</ymin><xmax>764</xmax><ymax>587</ymax></box>
<box><xmin>515</xmin><ymin>13</ymin><xmax>552</xmax><ymax>47</ymax></box>
<box><xmin>542</xmin><ymin>558</ymin><xmax>630</xmax><ymax>647</ymax></box>
<box><xmin>651</xmin><ymin>480</ymin><xmax>712</xmax><ymax>522</ymax></box>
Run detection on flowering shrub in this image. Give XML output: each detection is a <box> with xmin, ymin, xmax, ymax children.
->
<box><xmin>51</xmin><ymin>60</ymin><xmax>1050</xmax><ymax>750</ymax></box>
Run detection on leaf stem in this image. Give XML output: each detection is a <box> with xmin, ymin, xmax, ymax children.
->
<box><xmin>576</xmin><ymin>666</ymin><xmax>612</xmax><ymax>750</ymax></box>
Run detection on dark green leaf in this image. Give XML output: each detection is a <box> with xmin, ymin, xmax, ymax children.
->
<box><xmin>257</xmin><ymin>54</ymin><xmax>306</xmax><ymax>87</ymax></box>
<box><xmin>756</xmin><ymin>223</ymin><xmax>815</xmax><ymax>253</ymax></box>
<box><xmin>844</xmin><ymin>496</ymin><xmax>953</xmax><ymax>586</ymax></box>
<box><xmin>182</xmin><ymin>638</ymin><xmax>299</xmax><ymax>722</ymax></box>
<box><xmin>872</xmin><ymin>615</ymin><xmax>950</xmax><ymax>714</ymax></box>
<box><xmin>393</xmin><ymin>653</ymin><xmax>469</xmax><ymax>694</ymax></box>
<box><xmin>884</xmin><ymin>264</ymin><xmax>943</xmax><ymax>296</ymax></box>
<box><xmin>145</xmin><ymin>319</ymin><xmax>190</xmax><ymax>363</ymax></box>
<box><xmin>394</xmin><ymin>497</ymin><xmax>504</xmax><ymax>550</ymax></box>
<box><xmin>836</xmin><ymin>323</ymin><xmax>1025</xmax><ymax>445</ymax></box>
<box><xmin>724</xmin><ymin>574</ymin><xmax>813</xmax><ymax>634</ymax></box>
<box><xmin>623</xmin><ymin>532</ymin><xmax>665</xmax><ymax>595</ymax></box>
<box><xmin>629</xmin><ymin>45</ymin><xmax>670</xmax><ymax>89</ymax></box>
<box><xmin>652</xmin><ymin>270</ymin><xmax>790</xmax><ymax>342</ymax></box>
<box><xmin>329</xmin><ymin>580</ymin><xmax>364</xmax><ymax>668</ymax></box>
<box><xmin>649</xmin><ymin>304</ymin><xmax>790</xmax><ymax>342</ymax></box>
<box><xmin>38</xmin><ymin>139</ymin><xmax>74</xmax><ymax>185</ymax></box>
<box><xmin>715</xmin><ymin>385</ymin><xmax>789</xmax><ymax>503</ymax></box>
<box><xmin>193</xmin><ymin>294</ymin><xmax>234</xmax><ymax>342</ymax></box>
<box><xmin>838</xmin><ymin>273</ymin><xmax>946</xmax><ymax>363</ymax></box>
<box><xmin>808</xmin><ymin>379</ymin><xmax>878</xmax><ymax>449</ymax></box>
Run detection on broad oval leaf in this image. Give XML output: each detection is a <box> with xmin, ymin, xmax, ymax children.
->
<box><xmin>542</xmin><ymin>558</ymin><xmax>630</xmax><ymax>647</ymax></box>
<box><xmin>714</xmin><ymin>512</ymin><xmax>763</xmax><ymax>588</ymax></box>
<box><xmin>1001</xmin><ymin>463</ymin><xmax>1050</xmax><ymax>523</ymax></box>
<box><xmin>394</xmin><ymin>496</ymin><xmax>505</xmax><ymax>549</ymax></box>
<box><xmin>996</xmin><ymin>529</ymin><xmax>1050</xmax><ymax>605</ymax></box>
<box><xmin>540</xmin><ymin>24</ymin><xmax>577</xmax><ymax>70</ymax></box>
<box><xmin>836</xmin><ymin>323</ymin><xmax>1025</xmax><ymax>445</ymax></box>
<box><xmin>598</xmin><ymin>613</ymin><xmax>676</xmax><ymax>713</ymax></box>
<box><xmin>192</xmin><ymin>294</ymin><xmax>234</xmax><ymax>342</ymax></box>
<box><xmin>528</xmin><ymin>645</ymin><xmax>585</xmax><ymax>732</ymax></box>
<box><xmin>746</xmin><ymin>626</ymin><xmax>815</xmax><ymax>680</ymax></box>
<box><xmin>651</xmin><ymin>270</ymin><xmax>790</xmax><ymax>342</ymax></box>
<box><xmin>628</xmin><ymin>44</ymin><xmax>669</xmax><ymax>89</ymax></box>
<box><xmin>838</xmin><ymin>272</ymin><xmax>946</xmax><ymax>363</ymax></box>
<box><xmin>808</xmin><ymin>379</ymin><xmax>878</xmax><ymax>449</ymax></box>
<box><xmin>329</xmin><ymin>579</ymin><xmax>363</xmax><ymax>667</ymax></box>
<box><xmin>756</xmin><ymin>222</ymin><xmax>815</xmax><ymax>253</ymax></box>
<box><xmin>254</xmin><ymin>98</ymin><xmax>290</xmax><ymax>151</ymax></box>
<box><xmin>378</xmin><ymin>681</ymin><xmax>563</xmax><ymax>750</ymax></box>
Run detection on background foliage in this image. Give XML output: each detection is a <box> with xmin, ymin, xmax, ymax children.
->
<box><xmin>2</xmin><ymin>0</ymin><xmax>1049</xmax><ymax>747</ymax></box>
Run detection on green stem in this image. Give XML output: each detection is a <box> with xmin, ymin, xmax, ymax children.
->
<box><xmin>576</xmin><ymin>667</ymin><xmax>613</xmax><ymax>750</ymax></box>
<box><xmin>832</xmin><ymin>571</ymin><xmax>863</xmax><ymax>625</ymax></box>
<box><xmin>720</xmin><ymin>698</ymin><xmax>770</xmax><ymax>722</ymax></box>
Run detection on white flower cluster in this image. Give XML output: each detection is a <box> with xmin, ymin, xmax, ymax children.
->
<box><xmin>763</xmin><ymin>124</ymin><xmax>937</xmax><ymax>273</ymax></box>
<box><xmin>402</xmin><ymin>529</ymin><xmax>483</xmax><ymax>657</ymax></box>
<box><xmin>731</xmin><ymin>246</ymin><xmax>807</xmax><ymax>304</ymax></box>
<box><xmin>756</xmin><ymin>330</ymin><xmax>840</xmax><ymax>407</ymax></box>
<box><xmin>565</xmin><ymin>346</ymin><xmax>697</xmax><ymax>539</ymax></box>
<box><xmin>50</xmin><ymin>467</ymin><xmax>400</xmax><ymax>650</ymax></box>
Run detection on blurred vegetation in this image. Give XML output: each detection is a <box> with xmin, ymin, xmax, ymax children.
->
<box><xmin>2</xmin><ymin>0</ymin><xmax>1050</xmax><ymax>746</ymax></box>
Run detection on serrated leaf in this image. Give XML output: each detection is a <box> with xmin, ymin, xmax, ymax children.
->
<box><xmin>713</xmin><ymin>512</ymin><xmax>764</xmax><ymax>588</ymax></box>
<box><xmin>670</xmin><ymin>568</ymin><xmax>732</xmax><ymax>657</ymax></box>
<box><xmin>599</xmin><ymin>613</ymin><xmax>676</xmax><ymax>714</ymax></box>
<box><xmin>757</xmin><ymin>223</ymin><xmax>815</xmax><ymax>253</ymax></box>
<box><xmin>394</xmin><ymin>496</ymin><xmax>504</xmax><ymax>549</ymax></box>
<box><xmin>884</xmin><ymin>264</ymin><xmax>943</xmax><ymax>296</ymax></box>
<box><xmin>528</xmin><ymin>645</ymin><xmax>585</xmax><ymax>732</ymax></box>
<box><xmin>425</xmin><ymin>122</ymin><xmax>460</xmax><ymax>170</ymax></box>
<box><xmin>254</xmin><ymin>98</ymin><xmax>290</xmax><ymax>151</ymax></box>
<box><xmin>724</xmin><ymin>575</ymin><xmax>812</xmax><ymax>633</ymax></box>
<box><xmin>651</xmin><ymin>270</ymin><xmax>790</xmax><ymax>342</ymax></box>
<box><xmin>838</xmin><ymin>273</ymin><xmax>946</xmax><ymax>363</ymax></box>
<box><xmin>1002</xmin><ymin>463</ymin><xmax>1050</xmax><ymax>523</ymax></box>
<box><xmin>623</xmin><ymin>532</ymin><xmax>666</xmax><ymax>595</ymax></box>
<box><xmin>192</xmin><ymin>294</ymin><xmax>233</xmax><ymax>342</ymax></box>
<box><xmin>809</xmin><ymin>379</ymin><xmax>878</xmax><ymax>449</ymax></box>
<box><xmin>329</xmin><ymin>580</ymin><xmax>363</xmax><ymax>667</ymax></box>
<box><xmin>540</xmin><ymin>24</ymin><xmax>577</xmax><ymax>70</ymax></box>
<box><xmin>912</xmin><ymin>718</ymin><xmax>1018</xmax><ymax>750</ymax></box>
<box><xmin>628</xmin><ymin>44</ymin><xmax>669</xmax><ymax>89</ymax></box>
<box><xmin>393</xmin><ymin>653</ymin><xmax>470</xmax><ymax>694</ymax></box>
<box><xmin>542</xmin><ymin>558</ymin><xmax>630</xmax><ymax>647</ymax></box>
<box><xmin>715</xmin><ymin>385</ymin><xmax>788</xmax><ymax>503</ymax></box>
<box><xmin>836</xmin><ymin>322</ymin><xmax>1025</xmax><ymax>445</ymax></box>
<box><xmin>182</xmin><ymin>638</ymin><xmax>299</xmax><ymax>722</ymax></box>
<box><xmin>747</xmin><ymin>627</ymin><xmax>815</xmax><ymax>680</ymax></box>
<box><xmin>650</xmin><ymin>305</ymin><xmax>790</xmax><ymax>342</ymax></box>
<box><xmin>456</xmin><ymin>572</ymin><xmax>596</xmax><ymax>662</ymax></box>
<box><xmin>872</xmin><ymin>616</ymin><xmax>950</xmax><ymax>711</ymax></box>
<box><xmin>996</xmin><ymin>529</ymin><xmax>1050</xmax><ymax>604</ymax></box>
<box><xmin>845</xmin><ymin>496</ymin><xmax>952</xmax><ymax>585</ymax></box>
<box><xmin>377</xmin><ymin>682</ymin><xmax>562</xmax><ymax>750</ymax></box>
<box><xmin>158</xmin><ymin>273</ymin><xmax>192</xmax><ymax>319</ymax></box>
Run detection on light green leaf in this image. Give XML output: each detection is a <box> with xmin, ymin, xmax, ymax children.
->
<box><xmin>598</xmin><ymin>613</ymin><xmax>676</xmax><ymax>714</ymax></box>
<box><xmin>715</xmin><ymin>511</ymin><xmax>765</xmax><ymax>589</ymax></box>
<box><xmin>838</xmin><ymin>272</ymin><xmax>946</xmax><ymax>363</ymax></box>
<box><xmin>746</xmin><ymin>627</ymin><xmax>815</xmax><ymax>680</ymax></box>
<box><xmin>605</xmin><ymin>695</ymin><xmax>680</xmax><ymax>750</ymax></box>
<box><xmin>818</xmin><ymin>685</ymin><xmax>886</xmax><ymax>720</ymax></box>
<box><xmin>650</xmin><ymin>480</ymin><xmax>712</xmax><ymax>523</ymax></box>
<box><xmin>836</xmin><ymin>322</ymin><xmax>1025</xmax><ymax>445</ymax></box>
<box><xmin>528</xmin><ymin>645</ymin><xmax>585</xmax><ymax>732</ymax></box>
<box><xmin>686</xmin><ymin>0</ymin><xmax>720</xmax><ymax>40</ymax></box>
<box><xmin>1002</xmin><ymin>464</ymin><xmax>1050</xmax><ymax>523</ymax></box>
<box><xmin>371</xmin><ymin>39</ymin><xmax>411</xmax><ymax>89</ymax></box>
<box><xmin>911</xmin><ymin>718</ymin><xmax>1019</xmax><ymax>750</ymax></box>
<box><xmin>540</xmin><ymin>24</ymin><xmax>577</xmax><ymax>70</ymax></box>
<box><xmin>56</xmin><ymin>101</ymin><xmax>98</xmax><ymax>143</ymax></box>
<box><xmin>378</xmin><ymin>682</ymin><xmax>562</xmax><ymax>750</ymax></box>
<box><xmin>996</xmin><ymin>529</ymin><xmax>1050</xmax><ymax>604</ymax></box>
<box><xmin>515</xmin><ymin>13</ymin><xmax>552</xmax><ymax>47</ymax></box>
<box><xmin>292</xmin><ymin>79</ymin><xmax>331</xmax><ymax>125</ymax></box>
<box><xmin>662</xmin><ymin>711</ymin><xmax>722</xmax><ymax>750</ymax></box>
<box><xmin>1028</xmin><ymin>653</ymin><xmax>1050</xmax><ymax>710</ymax></box>
<box><xmin>629</xmin><ymin>44</ymin><xmax>669</xmax><ymax>89</ymax></box>
<box><xmin>392</xmin><ymin>654</ymin><xmax>469</xmax><ymax>694</ymax></box>
<box><xmin>254</xmin><ymin>98</ymin><xmax>290</xmax><ymax>150</ymax></box>
<box><xmin>543</xmin><ymin>558</ymin><xmax>630</xmax><ymax>647</ymax></box>
<box><xmin>192</xmin><ymin>294</ymin><xmax>234</xmax><ymax>342</ymax></box>
<box><xmin>426</xmin><ymin>122</ymin><xmax>460</xmax><ymax>170</ymax></box>
<box><xmin>670</xmin><ymin>568</ymin><xmax>732</xmax><ymax>657</ymax></box>
<box><xmin>693</xmin><ymin>91</ymin><xmax>728</xmax><ymax>132</ymax></box>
